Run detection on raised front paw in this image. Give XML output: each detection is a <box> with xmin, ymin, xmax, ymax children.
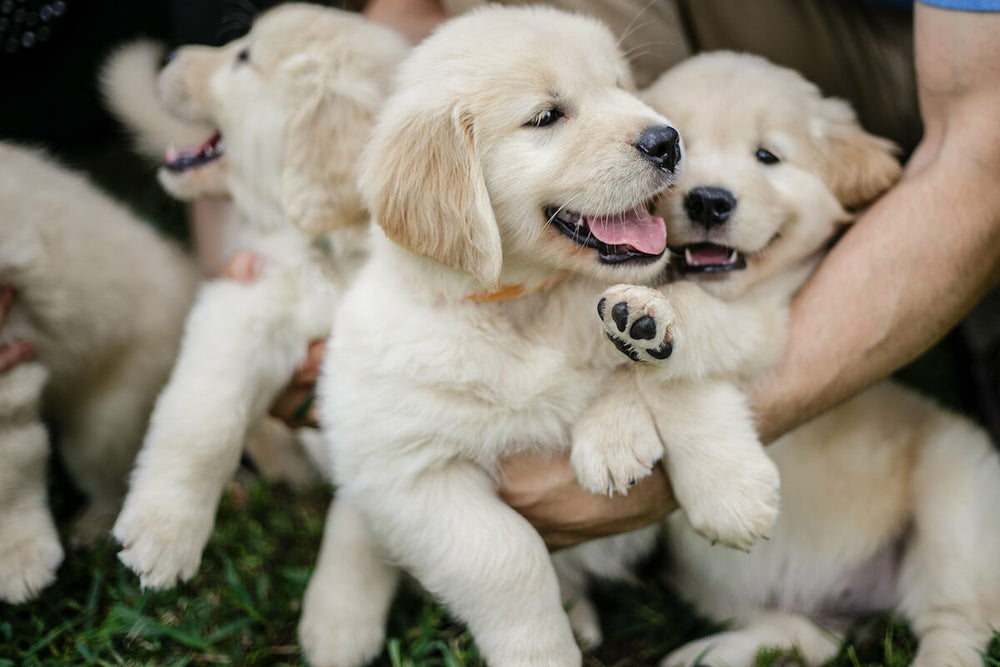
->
<box><xmin>598</xmin><ymin>285</ymin><xmax>676</xmax><ymax>363</ymax></box>
<box><xmin>113</xmin><ymin>496</ymin><xmax>214</xmax><ymax>590</ymax></box>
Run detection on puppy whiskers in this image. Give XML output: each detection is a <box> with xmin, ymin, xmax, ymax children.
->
<box><xmin>616</xmin><ymin>0</ymin><xmax>658</xmax><ymax>51</ymax></box>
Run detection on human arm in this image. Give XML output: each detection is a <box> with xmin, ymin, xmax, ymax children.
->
<box><xmin>749</xmin><ymin>3</ymin><xmax>1000</xmax><ymax>443</ymax></box>
<box><xmin>362</xmin><ymin>0</ymin><xmax>444</xmax><ymax>44</ymax></box>
<box><xmin>504</xmin><ymin>4</ymin><xmax>1000</xmax><ymax>547</ymax></box>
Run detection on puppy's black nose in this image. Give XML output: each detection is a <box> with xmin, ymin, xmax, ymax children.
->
<box><xmin>684</xmin><ymin>186</ymin><xmax>736</xmax><ymax>229</ymax></box>
<box><xmin>636</xmin><ymin>125</ymin><xmax>681</xmax><ymax>172</ymax></box>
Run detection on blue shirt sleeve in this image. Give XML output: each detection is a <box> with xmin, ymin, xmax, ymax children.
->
<box><xmin>918</xmin><ymin>0</ymin><xmax>1000</xmax><ymax>10</ymax></box>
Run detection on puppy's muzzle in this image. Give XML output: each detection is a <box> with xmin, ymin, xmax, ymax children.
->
<box><xmin>636</xmin><ymin>125</ymin><xmax>681</xmax><ymax>172</ymax></box>
<box><xmin>684</xmin><ymin>186</ymin><xmax>736</xmax><ymax>230</ymax></box>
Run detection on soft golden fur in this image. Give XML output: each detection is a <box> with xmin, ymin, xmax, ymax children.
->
<box><xmin>598</xmin><ymin>51</ymin><xmax>1000</xmax><ymax>667</ymax></box>
<box><xmin>0</xmin><ymin>143</ymin><xmax>198</xmax><ymax>602</ymax></box>
<box><xmin>298</xmin><ymin>9</ymin><xmax>783</xmax><ymax>667</ymax></box>
<box><xmin>108</xmin><ymin>4</ymin><xmax>408</xmax><ymax>590</ymax></box>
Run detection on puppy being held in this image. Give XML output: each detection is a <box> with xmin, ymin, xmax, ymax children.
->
<box><xmin>110</xmin><ymin>3</ymin><xmax>408</xmax><ymax>590</ymax></box>
<box><xmin>0</xmin><ymin>143</ymin><xmax>198</xmax><ymax>602</ymax></box>
<box><xmin>599</xmin><ymin>52</ymin><xmax>1000</xmax><ymax>667</ymax></box>
<box><xmin>298</xmin><ymin>9</ymin><xmax>778</xmax><ymax>667</ymax></box>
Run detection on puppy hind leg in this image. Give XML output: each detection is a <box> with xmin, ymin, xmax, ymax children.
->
<box><xmin>899</xmin><ymin>417</ymin><xmax>1000</xmax><ymax>667</ymax></box>
<box><xmin>552</xmin><ymin>551</ymin><xmax>603</xmax><ymax>649</ymax></box>
<box><xmin>660</xmin><ymin>611</ymin><xmax>840</xmax><ymax>667</ymax></box>
<box><xmin>58</xmin><ymin>364</ymin><xmax>157</xmax><ymax>546</ymax></box>
<box><xmin>0</xmin><ymin>363</ymin><xmax>63</xmax><ymax>603</ymax></box>
<box><xmin>356</xmin><ymin>462</ymin><xmax>580</xmax><ymax>667</ymax></box>
<box><xmin>299</xmin><ymin>497</ymin><xmax>399</xmax><ymax>667</ymax></box>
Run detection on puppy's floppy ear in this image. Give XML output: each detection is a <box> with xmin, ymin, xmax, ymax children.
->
<box><xmin>359</xmin><ymin>101</ymin><xmax>503</xmax><ymax>288</ymax></box>
<box><xmin>814</xmin><ymin>98</ymin><xmax>902</xmax><ymax>211</ymax></box>
<box><xmin>281</xmin><ymin>55</ymin><xmax>373</xmax><ymax>234</ymax></box>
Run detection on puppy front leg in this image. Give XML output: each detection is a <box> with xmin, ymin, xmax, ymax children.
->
<box><xmin>571</xmin><ymin>368</ymin><xmax>665</xmax><ymax>497</ymax></box>
<box><xmin>598</xmin><ymin>282</ymin><xmax>786</xmax><ymax>381</ymax></box>
<box><xmin>648</xmin><ymin>379</ymin><xmax>779</xmax><ymax>550</ymax></box>
<box><xmin>299</xmin><ymin>496</ymin><xmax>400</xmax><ymax>667</ymax></box>
<box><xmin>357</xmin><ymin>462</ymin><xmax>581</xmax><ymax>667</ymax></box>
<box><xmin>0</xmin><ymin>363</ymin><xmax>63</xmax><ymax>603</ymax></box>
<box><xmin>114</xmin><ymin>279</ymin><xmax>305</xmax><ymax>589</ymax></box>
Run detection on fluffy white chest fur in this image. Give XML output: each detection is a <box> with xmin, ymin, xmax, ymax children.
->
<box><xmin>322</xmin><ymin>237</ymin><xmax>622</xmax><ymax>479</ymax></box>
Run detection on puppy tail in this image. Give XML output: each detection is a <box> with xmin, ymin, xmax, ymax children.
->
<box><xmin>99</xmin><ymin>39</ymin><xmax>212</xmax><ymax>160</ymax></box>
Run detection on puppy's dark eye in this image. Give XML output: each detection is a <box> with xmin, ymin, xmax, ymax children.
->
<box><xmin>236</xmin><ymin>47</ymin><xmax>250</xmax><ymax>64</ymax></box>
<box><xmin>755</xmin><ymin>148</ymin><xmax>780</xmax><ymax>165</ymax></box>
<box><xmin>526</xmin><ymin>108</ymin><xmax>564</xmax><ymax>128</ymax></box>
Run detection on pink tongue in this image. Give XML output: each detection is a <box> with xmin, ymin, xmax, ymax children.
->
<box><xmin>585</xmin><ymin>206</ymin><xmax>667</xmax><ymax>255</ymax></box>
<box><xmin>686</xmin><ymin>244</ymin><xmax>733</xmax><ymax>266</ymax></box>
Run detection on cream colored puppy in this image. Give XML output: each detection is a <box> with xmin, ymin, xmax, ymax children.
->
<box><xmin>599</xmin><ymin>52</ymin><xmax>1000</xmax><ymax>667</ymax></box>
<box><xmin>299</xmin><ymin>8</ymin><xmax>779</xmax><ymax>667</ymax></box>
<box><xmin>0</xmin><ymin>142</ymin><xmax>198</xmax><ymax>602</ymax></box>
<box><xmin>112</xmin><ymin>4</ymin><xmax>408</xmax><ymax>590</ymax></box>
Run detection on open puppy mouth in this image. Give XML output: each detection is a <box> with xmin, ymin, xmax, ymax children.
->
<box><xmin>163</xmin><ymin>131</ymin><xmax>224</xmax><ymax>173</ymax></box>
<box><xmin>544</xmin><ymin>204</ymin><xmax>667</xmax><ymax>264</ymax></box>
<box><xmin>674</xmin><ymin>242</ymin><xmax>747</xmax><ymax>274</ymax></box>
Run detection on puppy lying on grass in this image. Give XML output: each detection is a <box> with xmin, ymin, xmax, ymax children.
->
<box><xmin>600</xmin><ymin>52</ymin><xmax>1000</xmax><ymax>667</ymax></box>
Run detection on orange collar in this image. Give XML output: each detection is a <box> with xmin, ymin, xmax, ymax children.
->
<box><xmin>464</xmin><ymin>274</ymin><xmax>568</xmax><ymax>303</ymax></box>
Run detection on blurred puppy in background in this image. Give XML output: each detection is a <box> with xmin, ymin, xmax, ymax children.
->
<box><xmin>105</xmin><ymin>3</ymin><xmax>408</xmax><ymax>591</ymax></box>
<box><xmin>0</xmin><ymin>142</ymin><xmax>198</xmax><ymax>602</ymax></box>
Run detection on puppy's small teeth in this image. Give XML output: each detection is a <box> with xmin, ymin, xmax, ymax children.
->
<box><xmin>728</xmin><ymin>249</ymin><xmax>739</xmax><ymax>263</ymax></box>
<box><xmin>684</xmin><ymin>248</ymin><xmax>694</xmax><ymax>265</ymax></box>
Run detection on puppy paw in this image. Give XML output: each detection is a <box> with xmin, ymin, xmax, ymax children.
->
<box><xmin>298</xmin><ymin>603</ymin><xmax>386</xmax><ymax>667</ymax></box>
<box><xmin>566</xmin><ymin>596</ymin><xmax>603</xmax><ymax>650</ymax></box>
<box><xmin>598</xmin><ymin>285</ymin><xmax>676</xmax><ymax>364</ymax></box>
<box><xmin>113</xmin><ymin>498</ymin><xmax>214</xmax><ymax>590</ymax></box>
<box><xmin>661</xmin><ymin>631</ymin><xmax>760</xmax><ymax>667</ymax></box>
<box><xmin>0</xmin><ymin>523</ymin><xmax>63</xmax><ymax>603</ymax></box>
<box><xmin>675</xmin><ymin>449</ymin><xmax>780</xmax><ymax>552</ymax></box>
<box><xmin>570</xmin><ymin>392</ymin><xmax>662</xmax><ymax>496</ymax></box>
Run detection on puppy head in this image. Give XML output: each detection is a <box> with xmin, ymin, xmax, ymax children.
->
<box><xmin>642</xmin><ymin>52</ymin><xmax>900</xmax><ymax>299</ymax></box>
<box><xmin>157</xmin><ymin>4</ymin><xmax>409</xmax><ymax>233</ymax></box>
<box><xmin>359</xmin><ymin>5</ymin><xmax>682</xmax><ymax>289</ymax></box>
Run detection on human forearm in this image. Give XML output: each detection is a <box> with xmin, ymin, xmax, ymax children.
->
<box><xmin>751</xmin><ymin>5</ymin><xmax>1000</xmax><ymax>442</ymax></box>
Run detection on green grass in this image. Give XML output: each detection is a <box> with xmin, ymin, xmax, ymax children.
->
<box><xmin>6</xmin><ymin>468</ymin><xmax>1000</xmax><ymax>666</ymax></box>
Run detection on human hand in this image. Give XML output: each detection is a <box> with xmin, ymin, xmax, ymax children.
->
<box><xmin>497</xmin><ymin>450</ymin><xmax>677</xmax><ymax>550</ymax></box>
<box><xmin>221</xmin><ymin>250</ymin><xmax>323</xmax><ymax>427</ymax></box>
<box><xmin>0</xmin><ymin>287</ymin><xmax>35</xmax><ymax>373</ymax></box>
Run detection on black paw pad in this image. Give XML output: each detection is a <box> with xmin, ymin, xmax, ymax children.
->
<box><xmin>611</xmin><ymin>302</ymin><xmax>630</xmax><ymax>332</ymax></box>
<box><xmin>606</xmin><ymin>332</ymin><xmax>642</xmax><ymax>362</ymax></box>
<box><xmin>629</xmin><ymin>315</ymin><xmax>657</xmax><ymax>340</ymax></box>
<box><xmin>648</xmin><ymin>340</ymin><xmax>673</xmax><ymax>360</ymax></box>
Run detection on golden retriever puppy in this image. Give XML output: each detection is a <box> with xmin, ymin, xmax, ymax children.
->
<box><xmin>110</xmin><ymin>3</ymin><xmax>408</xmax><ymax>590</ymax></box>
<box><xmin>298</xmin><ymin>9</ymin><xmax>780</xmax><ymax>667</ymax></box>
<box><xmin>102</xmin><ymin>38</ymin><xmax>332</xmax><ymax>489</ymax></box>
<box><xmin>598</xmin><ymin>52</ymin><xmax>1000</xmax><ymax>666</ymax></box>
<box><xmin>0</xmin><ymin>142</ymin><xmax>198</xmax><ymax>602</ymax></box>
